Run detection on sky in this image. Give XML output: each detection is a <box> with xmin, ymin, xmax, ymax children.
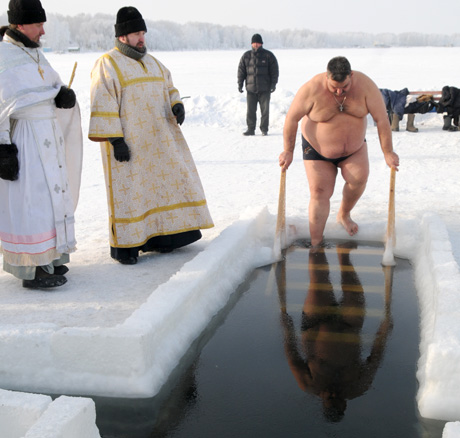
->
<box><xmin>29</xmin><ymin>0</ymin><xmax>460</xmax><ymax>35</ymax></box>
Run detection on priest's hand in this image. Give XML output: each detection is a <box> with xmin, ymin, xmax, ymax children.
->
<box><xmin>112</xmin><ymin>138</ymin><xmax>130</xmax><ymax>162</ymax></box>
<box><xmin>172</xmin><ymin>103</ymin><xmax>185</xmax><ymax>125</ymax></box>
<box><xmin>0</xmin><ymin>143</ymin><xmax>19</xmax><ymax>181</ymax></box>
<box><xmin>55</xmin><ymin>86</ymin><xmax>76</xmax><ymax>109</ymax></box>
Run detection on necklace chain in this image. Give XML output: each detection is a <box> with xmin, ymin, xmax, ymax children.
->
<box><xmin>8</xmin><ymin>41</ymin><xmax>44</xmax><ymax>80</ymax></box>
<box><xmin>332</xmin><ymin>94</ymin><xmax>347</xmax><ymax>112</ymax></box>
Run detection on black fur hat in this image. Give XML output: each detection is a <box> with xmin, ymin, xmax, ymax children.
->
<box><xmin>114</xmin><ymin>6</ymin><xmax>147</xmax><ymax>37</ymax></box>
<box><xmin>7</xmin><ymin>0</ymin><xmax>46</xmax><ymax>24</ymax></box>
<box><xmin>251</xmin><ymin>33</ymin><xmax>263</xmax><ymax>44</ymax></box>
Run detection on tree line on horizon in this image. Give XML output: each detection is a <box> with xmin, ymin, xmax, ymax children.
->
<box><xmin>1</xmin><ymin>12</ymin><xmax>459</xmax><ymax>52</ymax></box>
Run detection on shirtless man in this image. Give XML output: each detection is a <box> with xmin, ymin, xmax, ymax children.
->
<box><xmin>279</xmin><ymin>56</ymin><xmax>399</xmax><ymax>246</ymax></box>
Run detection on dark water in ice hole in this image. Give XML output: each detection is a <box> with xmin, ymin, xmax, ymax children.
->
<box><xmin>89</xmin><ymin>240</ymin><xmax>447</xmax><ymax>438</ymax></box>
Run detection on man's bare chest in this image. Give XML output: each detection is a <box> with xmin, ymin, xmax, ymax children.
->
<box><xmin>308</xmin><ymin>97</ymin><xmax>369</xmax><ymax>123</ymax></box>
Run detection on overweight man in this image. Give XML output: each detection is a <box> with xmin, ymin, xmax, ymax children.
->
<box><xmin>279</xmin><ymin>56</ymin><xmax>399</xmax><ymax>246</ymax></box>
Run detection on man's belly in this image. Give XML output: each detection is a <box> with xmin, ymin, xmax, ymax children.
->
<box><xmin>302</xmin><ymin>116</ymin><xmax>367</xmax><ymax>159</ymax></box>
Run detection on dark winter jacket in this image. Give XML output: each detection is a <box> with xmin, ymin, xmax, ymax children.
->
<box><xmin>380</xmin><ymin>88</ymin><xmax>409</xmax><ymax>119</ymax></box>
<box><xmin>237</xmin><ymin>47</ymin><xmax>279</xmax><ymax>93</ymax></box>
<box><xmin>405</xmin><ymin>99</ymin><xmax>435</xmax><ymax>115</ymax></box>
<box><xmin>437</xmin><ymin>86</ymin><xmax>460</xmax><ymax>122</ymax></box>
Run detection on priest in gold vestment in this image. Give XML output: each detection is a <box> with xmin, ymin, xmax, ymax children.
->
<box><xmin>89</xmin><ymin>7</ymin><xmax>213</xmax><ymax>265</ymax></box>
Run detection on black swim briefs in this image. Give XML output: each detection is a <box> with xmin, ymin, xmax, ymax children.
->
<box><xmin>302</xmin><ymin>136</ymin><xmax>353</xmax><ymax>166</ymax></box>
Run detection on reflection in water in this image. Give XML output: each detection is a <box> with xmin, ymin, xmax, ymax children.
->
<box><xmin>278</xmin><ymin>242</ymin><xmax>394</xmax><ymax>422</ymax></box>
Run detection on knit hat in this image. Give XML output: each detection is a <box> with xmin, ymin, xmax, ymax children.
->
<box><xmin>7</xmin><ymin>0</ymin><xmax>46</xmax><ymax>24</ymax></box>
<box><xmin>251</xmin><ymin>33</ymin><xmax>263</xmax><ymax>44</ymax></box>
<box><xmin>114</xmin><ymin>6</ymin><xmax>147</xmax><ymax>37</ymax></box>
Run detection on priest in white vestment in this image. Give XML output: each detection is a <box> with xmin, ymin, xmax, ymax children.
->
<box><xmin>89</xmin><ymin>6</ymin><xmax>213</xmax><ymax>265</ymax></box>
<box><xmin>0</xmin><ymin>0</ymin><xmax>83</xmax><ymax>289</ymax></box>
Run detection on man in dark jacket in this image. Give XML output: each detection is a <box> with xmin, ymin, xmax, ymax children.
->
<box><xmin>238</xmin><ymin>33</ymin><xmax>279</xmax><ymax>136</ymax></box>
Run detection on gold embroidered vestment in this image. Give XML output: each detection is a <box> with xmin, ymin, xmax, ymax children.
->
<box><xmin>89</xmin><ymin>49</ymin><xmax>213</xmax><ymax>248</ymax></box>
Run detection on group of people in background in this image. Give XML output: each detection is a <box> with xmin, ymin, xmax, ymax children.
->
<box><xmin>0</xmin><ymin>0</ymin><xmax>399</xmax><ymax>290</ymax></box>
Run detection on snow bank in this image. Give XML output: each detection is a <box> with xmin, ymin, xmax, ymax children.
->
<box><xmin>0</xmin><ymin>389</ymin><xmax>50</xmax><ymax>438</ymax></box>
<box><xmin>2</xmin><ymin>211</ymin><xmax>460</xmax><ymax>435</ymax></box>
<box><xmin>416</xmin><ymin>214</ymin><xmax>460</xmax><ymax>421</ymax></box>
<box><xmin>0</xmin><ymin>389</ymin><xmax>100</xmax><ymax>438</ymax></box>
<box><xmin>0</xmin><ymin>207</ymin><xmax>276</xmax><ymax>398</ymax></box>
<box><xmin>444</xmin><ymin>423</ymin><xmax>460</xmax><ymax>438</ymax></box>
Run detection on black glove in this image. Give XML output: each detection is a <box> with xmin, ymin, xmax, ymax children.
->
<box><xmin>0</xmin><ymin>143</ymin><xmax>19</xmax><ymax>181</ymax></box>
<box><xmin>55</xmin><ymin>86</ymin><xmax>76</xmax><ymax>109</ymax></box>
<box><xmin>271</xmin><ymin>86</ymin><xmax>276</xmax><ymax>93</ymax></box>
<box><xmin>111</xmin><ymin>138</ymin><xmax>130</xmax><ymax>162</ymax></box>
<box><xmin>172</xmin><ymin>103</ymin><xmax>185</xmax><ymax>125</ymax></box>
<box><xmin>238</xmin><ymin>85</ymin><xmax>243</xmax><ymax>93</ymax></box>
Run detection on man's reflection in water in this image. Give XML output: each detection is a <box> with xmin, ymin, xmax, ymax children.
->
<box><xmin>278</xmin><ymin>242</ymin><xmax>393</xmax><ymax>422</ymax></box>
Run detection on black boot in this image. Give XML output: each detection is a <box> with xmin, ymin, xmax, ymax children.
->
<box><xmin>111</xmin><ymin>246</ymin><xmax>138</xmax><ymax>265</ymax></box>
<box><xmin>53</xmin><ymin>265</ymin><xmax>69</xmax><ymax>275</ymax></box>
<box><xmin>442</xmin><ymin>115</ymin><xmax>458</xmax><ymax>131</ymax></box>
<box><xmin>243</xmin><ymin>129</ymin><xmax>255</xmax><ymax>136</ymax></box>
<box><xmin>22</xmin><ymin>267</ymin><xmax>67</xmax><ymax>289</ymax></box>
<box><xmin>443</xmin><ymin>115</ymin><xmax>452</xmax><ymax>130</ymax></box>
<box><xmin>117</xmin><ymin>256</ymin><xmax>138</xmax><ymax>265</ymax></box>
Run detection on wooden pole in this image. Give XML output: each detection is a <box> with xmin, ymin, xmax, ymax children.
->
<box><xmin>382</xmin><ymin>167</ymin><xmax>396</xmax><ymax>266</ymax></box>
<box><xmin>274</xmin><ymin>170</ymin><xmax>286</xmax><ymax>257</ymax></box>
<box><xmin>266</xmin><ymin>170</ymin><xmax>287</xmax><ymax>296</ymax></box>
<box><xmin>387</xmin><ymin>167</ymin><xmax>396</xmax><ymax>246</ymax></box>
<box><xmin>68</xmin><ymin>62</ymin><xmax>77</xmax><ymax>88</ymax></box>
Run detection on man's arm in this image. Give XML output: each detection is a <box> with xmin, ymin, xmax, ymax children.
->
<box><xmin>367</xmin><ymin>79</ymin><xmax>400</xmax><ymax>170</ymax></box>
<box><xmin>269</xmin><ymin>52</ymin><xmax>279</xmax><ymax>91</ymax></box>
<box><xmin>279</xmin><ymin>84</ymin><xmax>310</xmax><ymax>171</ymax></box>
<box><xmin>162</xmin><ymin>66</ymin><xmax>184</xmax><ymax>125</ymax></box>
<box><xmin>237</xmin><ymin>54</ymin><xmax>247</xmax><ymax>92</ymax></box>
<box><xmin>88</xmin><ymin>56</ymin><xmax>124</xmax><ymax>142</ymax></box>
<box><xmin>0</xmin><ymin>117</ymin><xmax>11</xmax><ymax>145</ymax></box>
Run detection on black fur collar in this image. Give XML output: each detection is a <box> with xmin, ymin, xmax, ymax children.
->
<box><xmin>115</xmin><ymin>38</ymin><xmax>146</xmax><ymax>61</ymax></box>
<box><xmin>5</xmin><ymin>27</ymin><xmax>40</xmax><ymax>48</ymax></box>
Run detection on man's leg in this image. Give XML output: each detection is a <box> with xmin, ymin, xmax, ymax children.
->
<box><xmin>304</xmin><ymin>160</ymin><xmax>338</xmax><ymax>246</ymax></box>
<box><xmin>245</xmin><ymin>91</ymin><xmax>258</xmax><ymax>135</ymax></box>
<box><xmin>337</xmin><ymin>143</ymin><xmax>369</xmax><ymax>236</ymax></box>
<box><xmin>258</xmin><ymin>91</ymin><xmax>271</xmax><ymax>134</ymax></box>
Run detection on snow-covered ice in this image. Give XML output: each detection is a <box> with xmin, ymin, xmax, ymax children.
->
<box><xmin>2</xmin><ymin>47</ymin><xmax>460</xmax><ymax>436</ymax></box>
<box><xmin>0</xmin><ymin>388</ymin><xmax>100</xmax><ymax>438</ymax></box>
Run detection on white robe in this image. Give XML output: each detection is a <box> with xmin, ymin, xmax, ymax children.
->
<box><xmin>0</xmin><ymin>36</ymin><xmax>83</xmax><ymax>267</ymax></box>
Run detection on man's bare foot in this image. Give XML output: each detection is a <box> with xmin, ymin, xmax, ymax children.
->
<box><xmin>306</xmin><ymin>238</ymin><xmax>333</xmax><ymax>251</ymax></box>
<box><xmin>337</xmin><ymin>212</ymin><xmax>358</xmax><ymax>236</ymax></box>
<box><xmin>308</xmin><ymin>237</ymin><xmax>324</xmax><ymax>248</ymax></box>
